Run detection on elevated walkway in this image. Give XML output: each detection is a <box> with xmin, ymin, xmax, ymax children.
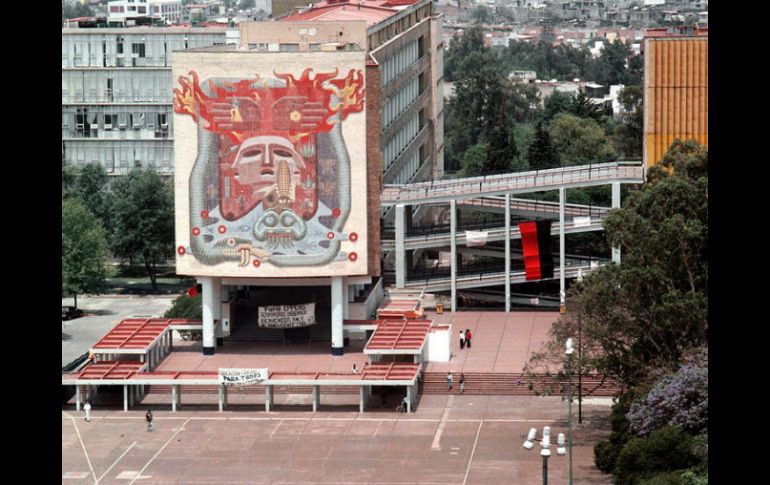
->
<box><xmin>457</xmin><ymin>196</ymin><xmax>610</xmax><ymax>218</ymax></box>
<box><xmin>381</xmin><ymin>161</ymin><xmax>644</xmax><ymax>206</ymax></box>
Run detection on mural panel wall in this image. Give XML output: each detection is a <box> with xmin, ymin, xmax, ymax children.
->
<box><xmin>173</xmin><ymin>51</ymin><xmax>368</xmax><ymax>277</ymax></box>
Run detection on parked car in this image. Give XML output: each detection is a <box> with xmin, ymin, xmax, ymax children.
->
<box><xmin>62</xmin><ymin>306</ymin><xmax>83</xmax><ymax>321</ymax></box>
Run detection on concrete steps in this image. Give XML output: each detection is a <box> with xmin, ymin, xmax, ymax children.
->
<box><xmin>419</xmin><ymin>372</ymin><xmax>621</xmax><ymax>396</ymax></box>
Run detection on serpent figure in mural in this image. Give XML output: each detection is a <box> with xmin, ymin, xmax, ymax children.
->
<box><xmin>173</xmin><ymin>68</ymin><xmax>365</xmax><ymax>268</ymax></box>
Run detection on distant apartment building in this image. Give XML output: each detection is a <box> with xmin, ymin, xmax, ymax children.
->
<box><xmin>548</xmin><ymin>0</ymin><xmax>606</xmax><ymax>21</ymax></box>
<box><xmin>107</xmin><ymin>0</ymin><xmax>184</xmax><ymax>25</ymax></box>
<box><xmin>61</xmin><ymin>27</ymin><xmax>229</xmax><ymax>175</ymax></box>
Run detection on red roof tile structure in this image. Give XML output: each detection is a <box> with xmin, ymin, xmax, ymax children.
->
<box><xmin>360</xmin><ymin>362</ymin><xmax>420</xmax><ymax>381</ymax></box>
<box><xmin>75</xmin><ymin>361</ymin><xmax>145</xmax><ymax>380</ymax></box>
<box><xmin>281</xmin><ymin>0</ymin><xmax>419</xmax><ymax>27</ymax></box>
<box><xmin>365</xmin><ymin>319</ymin><xmax>431</xmax><ymax>353</ymax></box>
<box><xmin>91</xmin><ymin>318</ymin><xmax>195</xmax><ymax>352</ymax></box>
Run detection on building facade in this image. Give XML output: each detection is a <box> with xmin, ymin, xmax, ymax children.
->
<box><xmin>62</xmin><ymin>27</ymin><xmax>229</xmax><ymax>175</ymax></box>
<box><xmin>107</xmin><ymin>0</ymin><xmax>184</xmax><ymax>25</ymax></box>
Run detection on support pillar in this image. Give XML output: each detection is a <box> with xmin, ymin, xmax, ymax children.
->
<box><xmin>265</xmin><ymin>385</ymin><xmax>273</xmax><ymax>413</ymax></box>
<box><xmin>395</xmin><ymin>204</ymin><xmax>406</xmax><ymax>289</ymax></box>
<box><xmin>450</xmin><ymin>199</ymin><xmax>457</xmax><ymax>313</ymax></box>
<box><xmin>218</xmin><ymin>384</ymin><xmax>224</xmax><ymax>412</ymax></box>
<box><xmin>223</xmin><ymin>385</ymin><xmax>228</xmax><ymax>407</ymax></box>
<box><xmin>213</xmin><ymin>277</ymin><xmax>223</xmax><ymax>347</ymax></box>
<box><xmin>129</xmin><ymin>385</ymin><xmax>134</xmax><ymax>407</ymax></box>
<box><xmin>172</xmin><ymin>385</ymin><xmax>177</xmax><ymax>412</ymax></box>
<box><xmin>559</xmin><ymin>188</ymin><xmax>566</xmax><ymax>309</ymax></box>
<box><xmin>331</xmin><ymin>276</ymin><xmax>344</xmax><ymax>356</ymax></box>
<box><xmin>168</xmin><ymin>329</ymin><xmax>173</xmax><ymax>352</ymax></box>
<box><xmin>342</xmin><ymin>282</ymin><xmax>349</xmax><ymax>320</ymax></box>
<box><xmin>359</xmin><ymin>386</ymin><xmax>366</xmax><ymax>413</ymax></box>
<box><xmin>406</xmin><ymin>385</ymin><xmax>412</xmax><ymax>413</ymax></box>
<box><xmin>123</xmin><ymin>385</ymin><xmax>128</xmax><ymax>412</ymax></box>
<box><xmin>201</xmin><ymin>276</ymin><xmax>216</xmax><ymax>355</ymax></box>
<box><xmin>312</xmin><ymin>385</ymin><xmax>320</xmax><ymax>413</ymax></box>
<box><xmin>76</xmin><ymin>385</ymin><xmax>81</xmax><ymax>412</ymax></box>
<box><xmin>612</xmin><ymin>182</ymin><xmax>621</xmax><ymax>264</ymax></box>
<box><xmin>505</xmin><ymin>193</ymin><xmax>511</xmax><ymax>312</ymax></box>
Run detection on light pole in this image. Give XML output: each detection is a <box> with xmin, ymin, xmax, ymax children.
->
<box><xmin>566</xmin><ymin>338</ymin><xmax>575</xmax><ymax>485</ymax></box>
<box><xmin>523</xmin><ymin>426</ymin><xmax>567</xmax><ymax>485</ymax></box>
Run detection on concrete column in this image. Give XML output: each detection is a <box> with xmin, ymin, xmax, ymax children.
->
<box><xmin>177</xmin><ymin>385</ymin><xmax>181</xmax><ymax>407</ymax></box>
<box><xmin>123</xmin><ymin>385</ymin><xmax>128</xmax><ymax>412</ymax></box>
<box><xmin>331</xmin><ymin>276</ymin><xmax>344</xmax><ymax>356</ymax></box>
<box><xmin>359</xmin><ymin>386</ymin><xmax>366</xmax><ymax>413</ymax></box>
<box><xmin>342</xmin><ymin>281</ymin><xmax>349</xmax><ymax>320</ymax></box>
<box><xmin>450</xmin><ymin>199</ymin><xmax>457</xmax><ymax>313</ymax></box>
<box><xmin>505</xmin><ymin>193</ymin><xmax>511</xmax><ymax>312</ymax></box>
<box><xmin>312</xmin><ymin>385</ymin><xmax>320</xmax><ymax>413</ymax></box>
<box><xmin>75</xmin><ymin>385</ymin><xmax>81</xmax><ymax>411</ymax></box>
<box><xmin>172</xmin><ymin>385</ymin><xmax>177</xmax><ymax>412</ymax></box>
<box><xmin>560</xmin><ymin>188</ymin><xmax>566</xmax><ymax>309</ymax></box>
<box><xmin>218</xmin><ymin>384</ymin><xmax>224</xmax><ymax>412</ymax></box>
<box><xmin>223</xmin><ymin>386</ymin><xmax>228</xmax><ymax>407</ymax></box>
<box><xmin>201</xmin><ymin>276</ymin><xmax>216</xmax><ymax>355</ymax></box>
<box><xmin>612</xmin><ymin>182</ymin><xmax>621</xmax><ymax>264</ymax></box>
<box><xmin>213</xmin><ymin>277</ymin><xmax>223</xmax><ymax>347</ymax></box>
<box><xmin>395</xmin><ymin>204</ymin><xmax>407</xmax><ymax>289</ymax></box>
<box><xmin>265</xmin><ymin>385</ymin><xmax>273</xmax><ymax>412</ymax></box>
<box><xmin>168</xmin><ymin>329</ymin><xmax>173</xmax><ymax>352</ymax></box>
<box><xmin>406</xmin><ymin>385</ymin><xmax>412</xmax><ymax>413</ymax></box>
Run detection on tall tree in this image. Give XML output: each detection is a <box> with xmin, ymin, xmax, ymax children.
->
<box><xmin>460</xmin><ymin>143</ymin><xmax>488</xmax><ymax>177</ymax></box>
<box><xmin>611</xmin><ymin>85</ymin><xmax>644</xmax><ymax>158</ymax></box>
<box><xmin>567</xmin><ymin>90</ymin><xmax>606</xmax><ymax>123</ymax></box>
<box><xmin>527</xmin><ymin>121</ymin><xmax>559</xmax><ymax>170</ymax></box>
<box><xmin>549</xmin><ymin>112</ymin><xmax>616</xmax><ymax>165</ymax></box>
<box><xmin>110</xmin><ymin>169</ymin><xmax>175</xmax><ymax>291</ymax></box>
<box><xmin>73</xmin><ymin>163</ymin><xmax>112</xmax><ymax>234</ymax></box>
<box><xmin>527</xmin><ymin>140</ymin><xmax>708</xmax><ymax>390</ymax></box>
<box><xmin>62</xmin><ymin>198</ymin><xmax>108</xmax><ymax>309</ymax></box>
<box><xmin>485</xmin><ymin>104</ymin><xmax>518</xmax><ymax>173</ymax></box>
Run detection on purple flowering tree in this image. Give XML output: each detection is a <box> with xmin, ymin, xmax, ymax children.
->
<box><xmin>627</xmin><ymin>363</ymin><xmax>708</xmax><ymax>437</ymax></box>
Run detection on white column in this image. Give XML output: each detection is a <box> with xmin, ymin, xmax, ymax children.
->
<box><xmin>75</xmin><ymin>385</ymin><xmax>81</xmax><ymax>411</ymax></box>
<box><xmin>212</xmin><ymin>277</ymin><xmax>223</xmax><ymax>346</ymax></box>
<box><xmin>406</xmin><ymin>385</ymin><xmax>412</xmax><ymax>413</ymax></box>
<box><xmin>395</xmin><ymin>204</ymin><xmax>407</xmax><ymax>289</ymax></box>
<box><xmin>265</xmin><ymin>385</ymin><xmax>272</xmax><ymax>413</ymax></box>
<box><xmin>218</xmin><ymin>384</ymin><xmax>224</xmax><ymax>412</ymax></box>
<box><xmin>560</xmin><ymin>188</ymin><xmax>566</xmax><ymax>309</ymax></box>
<box><xmin>450</xmin><ymin>199</ymin><xmax>457</xmax><ymax>313</ymax></box>
<box><xmin>123</xmin><ymin>385</ymin><xmax>128</xmax><ymax>412</ymax></box>
<box><xmin>312</xmin><ymin>385</ymin><xmax>320</xmax><ymax>413</ymax></box>
<box><xmin>359</xmin><ymin>386</ymin><xmax>366</xmax><ymax>413</ymax></box>
<box><xmin>201</xmin><ymin>276</ymin><xmax>216</xmax><ymax>355</ymax></box>
<box><xmin>612</xmin><ymin>182</ymin><xmax>621</xmax><ymax>264</ymax></box>
<box><xmin>331</xmin><ymin>276</ymin><xmax>344</xmax><ymax>356</ymax></box>
<box><xmin>172</xmin><ymin>385</ymin><xmax>177</xmax><ymax>412</ymax></box>
<box><xmin>342</xmin><ymin>283</ymin><xmax>349</xmax><ymax>320</ymax></box>
<box><xmin>505</xmin><ymin>193</ymin><xmax>511</xmax><ymax>312</ymax></box>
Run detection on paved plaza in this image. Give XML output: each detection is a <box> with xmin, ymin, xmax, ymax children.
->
<box><xmin>63</xmin><ymin>394</ymin><xmax>613</xmax><ymax>485</ymax></box>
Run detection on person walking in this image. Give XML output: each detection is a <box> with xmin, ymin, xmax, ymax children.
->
<box><xmin>145</xmin><ymin>410</ymin><xmax>153</xmax><ymax>432</ymax></box>
<box><xmin>447</xmin><ymin>371</ymin><xmax>453</xmax><ymax>391</ymax></box>
<box><xmin>352</xmin><ymin>363</ymin><xmax>358</xmax><ymax>374</ymax></box>
<box><xmin>465</xmin><ymin>329</ymin><xmax>472</xmax><ymax>349</ymax></box>
<box><xmin>83</xmin><ymin>401</ymin><xmax>91</xmax><ymax>422</ymax></box>
<box><xmin>459</xmin><ymin>373</ymin><xmax>465</xmax><ymax>394</ymax></box>
<box><xmin>459</xmin><ymin>330</ymin><xmax>466</xmax><ymax>350</ymax></box>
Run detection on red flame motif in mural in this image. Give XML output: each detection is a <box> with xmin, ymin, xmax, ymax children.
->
<box><xmin>173</xmin><ymin>69</ymin><xmax>365</xmax><ymax>222</ymax></box>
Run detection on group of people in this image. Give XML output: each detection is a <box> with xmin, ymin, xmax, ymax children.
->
<box><xmin>459</xmin><ymin>329</ymin><xmax>473</xmax><ymax>349</ymax></box>
<box><xmin>446</xmin><ymin>371</ymin><xmax>466</xmax><ymax>393</ymax></box>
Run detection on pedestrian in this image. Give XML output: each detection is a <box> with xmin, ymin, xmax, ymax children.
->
<box><xmin>447</xmin><ymin>371</ymin><xmax>453</xmax><ymax>391</ymax></box>
<box><xmin>145</xmin><ymin>410</ymin><xmax>153</xmax><ymax>432</ymax></box>
<box><xmin>465</xmin><ymin>329</ymin><xmax>472</xmax><ymax>349</ymax></box>
<box><xmin>84</xmin><ymin>401</ymin><xmax>91</xmax><ymax>422</ymax></box>
<box><xmin>459</xmin><ymin>329</ymin><xmax>465</xmax><ymax>350</ymax></box>
<box><xmin>352</xmin><ymin>363</ymin><xmax>358</xmax><ymax>374</ymax></box>
<box><xmin>459</xmin><ymin>373</ymin><xmax>465</xmax><ymax>394</ymax></box>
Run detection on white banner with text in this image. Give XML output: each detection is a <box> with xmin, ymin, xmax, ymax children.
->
<box><xmin>258</xmin><ymin>303</ymin><xmax>316</xmax><ymax>328</ymax></box>
<box><xmin>219</xmin><ymin>368</ymin><xmax>269</xmax><ymax>386</ymax></box>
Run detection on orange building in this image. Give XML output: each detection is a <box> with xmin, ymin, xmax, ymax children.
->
<box><xmin>643</xmin><ymin>28</ymin><xmax>708</xmax><ymax>167</ymax></box>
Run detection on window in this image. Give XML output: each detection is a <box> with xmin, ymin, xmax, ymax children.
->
<box><xmin>138</xmin><ymin>6</ymin><xmax>146</xmax><ymax>14</ymax></box>
<box><xmin>279</xmin><ymin>43</ymin><xmax>299</xmax><ymax>52</ymax></box>
<box><xmin>104</xmin><ymin>114</ymin><xmax>118</xmax><ymax>130</ymax></box>
<box><xmin>132</xmin><ymin>43</ymin><xmax>146</xmax><ymax>58</ymax></box>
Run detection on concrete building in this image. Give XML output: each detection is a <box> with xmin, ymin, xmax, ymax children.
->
<box><xmin>170</xmin><ymin>0</ymin><xmax>444</xmax><ymax>356</ymax></box>
<box><xmin>107</xmin><ymin>0</ymin><xmax>184</xmax><ymax>25</ymax></box>
<box><xmin>61</xmin><ymin>27</ymin><xmax>230</xmax><ymax>175</ymax></box>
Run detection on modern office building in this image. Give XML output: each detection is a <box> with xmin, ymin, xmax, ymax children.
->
<box><xmin>61</xmin><ymin>27</ymin><xmax>230</xmax><ymax>176</ymax></box>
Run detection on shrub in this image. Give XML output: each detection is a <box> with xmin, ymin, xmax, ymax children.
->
<box><xmin>614</xmin><ymin>426</ymin><xmax>698</xmax><ymax>485</ymax></box>
<box><xmin>164</xmin><ymin>293</ymin><xmax>202</xmax><ymax>319</ymax></box>
<box><xmin>594</xmin><ymin>394</ymin><xmax>634</xmax><ymax>473</ymax></box>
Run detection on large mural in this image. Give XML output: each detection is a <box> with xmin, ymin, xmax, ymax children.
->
<box><xmin>172</xmin><ymin>56</ymin><xmax>368</xmax><ymax>277</ymax></box>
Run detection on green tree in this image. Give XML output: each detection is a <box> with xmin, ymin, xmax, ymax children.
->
<box><xmin>62</xmin><ymin>198</ymin><xmax>108</xmax><ymax>309</ymax></box>
<box><xmin>527</xmin><ymin>121</ymin><xmax>559</xmax><ymax>170</ymax></box>
<box><xmin>164</xmin><ymin>293</ymin><xmax>203</xmax><ymax>319</ymax></box>
<box><xmin>471</xmin><ymin>5</ymin><xmax>489</xmax><ymax>24</ymax></box>
<box><xmin>444</xmin><ymin>27</ymin><xmax>485</xmax><ymax>82</ymax></box>
<box><xmin>62</xmin><ymin>158</ymin><xmax>77</xmax><ymax>199</ymax></box>
<box><xmin>567</xmin><ymin>90</ymin><xmax>606</xmax><ymax>123</ymax></box>
<box><xmin>73</xmin><ymin>163</ymin><xmax>112</xmax><ymax>234</ymax></box>
<box><xmin>460</xmin><ymin>143</ymin><xmax>488</xmax><ymax>177</ymax></box>
<box><xmin>611</xmin><ymin>85</ymin><xmax>644</xmax><ymax>158</ymax></box>
<box><xmin>110</xmin><ymin>169</ymin><xmax>175</xmax><ymax>291</ymax></box>
<box><xmin>541</xmin><ymin>91</ymin><xmax>573</xmax><ymax>126</ymax></box>
<box><xmin>238</xmin><ymin>0</ymin><xmax>256</xmax><ymax>10</ymax></box>
<box><xmin>484</xmin><ymin>104</ymin><xmax>518</xmax><ymax>173</ymax></box>
<box><xmin>549</xmin><ymin>112</ymin><xmax>616</xmax><ymax>165</ymax></box>
<box><xmin>62</xmin><ymin>0</ymin><xmax>94</xmax><ymax>22</ymax></box>
<box><xmin>614</xmin><ymin>427</ymin><xmax>698</xmax><ymax>485</ymax></box>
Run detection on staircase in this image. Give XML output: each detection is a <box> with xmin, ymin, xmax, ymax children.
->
<box><xmin>419</xmin><ymin>372</ymin><xmax>621</xmax><ymax>396</ymax></box>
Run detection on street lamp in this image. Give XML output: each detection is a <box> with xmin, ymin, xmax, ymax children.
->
<box><xmin>565</xmin><ymin>338</ymin><xmax>574</xmax><ymax>485</ymax></box>
<box><xmin>523</xmin><ymin>426</ymin><xmax>566</xmax><ymax>485</ymax></box>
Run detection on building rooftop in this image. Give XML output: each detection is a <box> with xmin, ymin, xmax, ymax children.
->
<box><xmin>281</xmin><ymin>0</ymin><xmax>420</xmax><ymax>27</ymax></box>
<box><xmin>645</xmin><ymin>26</ymin><xmax>708</xmax><ymax>38</ymax></box>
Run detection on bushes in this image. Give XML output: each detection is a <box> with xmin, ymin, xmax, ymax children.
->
<box><xmin>164</xmin><ymin>293</ymin><xmax>202</xmax><ymax>319</ymax></box>
<box><xmin>614</xmin><ymin>427</ymin><xmax>698</xmax><ymax>485</ymax></box>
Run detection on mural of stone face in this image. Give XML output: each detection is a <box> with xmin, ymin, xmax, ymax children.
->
<box><xmin>173</xmin><ymin>68</ymin><xmax>365</xmax><ymax>269</ymax></box>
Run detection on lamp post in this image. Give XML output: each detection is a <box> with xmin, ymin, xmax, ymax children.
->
<box><xmin>523</xmin><ymin>426</ymin><xmax>567</xmax><ymax>485</ymax></box>
<box><xmin>566</xmin><ymin>338</ymin><xmax>574</xmax><ymax>485</ymax></box>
